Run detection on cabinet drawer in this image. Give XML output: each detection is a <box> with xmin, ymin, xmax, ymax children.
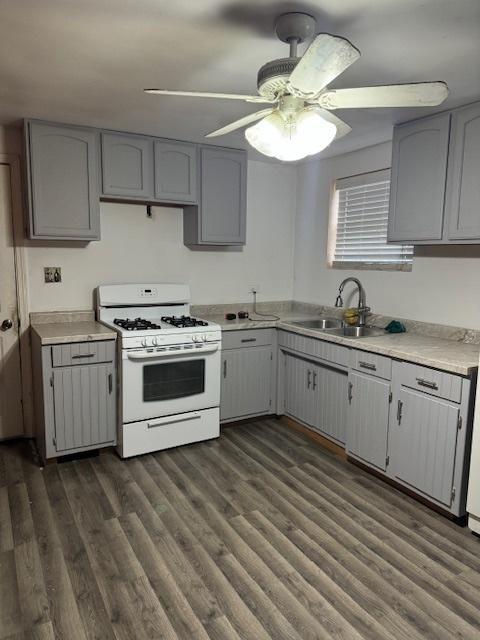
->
<box><xmin>397</xmin><ymin>362</ymin><xmax>462</xmax><ymax>403</ymax></box>
<box><xmin>278</xmin><ymin>330</ymin><xmax>349</xmax><ymax>368</ymax></box>
<box><xmin>222</xmin><ymin>329</ymin><xmax>274</xmax><ymax>350</ymax></box>
<box><xmin>352</xmin><ymin>350</ymin><xmax>392</xmax><ymax>380</ymax></box>
<box><xmin>51</xmin><ymin>341</ymin><xmax>116</xmax><ymax>367</ymax></box>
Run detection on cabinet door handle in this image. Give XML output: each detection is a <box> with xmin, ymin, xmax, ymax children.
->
<box><xmin>108</xmin><ymin>373</ymin><xmax>113</xmax><ymax>394</ymax></box>
<box><xmin>348</xmin><ymin>382</ymin><xmax>353</xmax><ymax>404</ymax></box>
<box><xmin>312</xmin><ymin>371</ymin><xmax>317</xmax><ymax>390</ymax></box>
<box><xmin>223</xmin><ymin>359</ymin><xmax>227</xmax><ymax>378</ymax></box>
<box><xmin>72</xmin><ymin>353</ymin><xmax>95</xmax><ymax>359</ymax></box>
<box><xmin>416</xmin><ymin>377</ymin><xmax>438</xmax><ymax>390</ymax></box>
<box><xmin>241</xmin><ymin>338</ymin><xmax>256</xmax><ymax>343</ymax></box>
<box><xmin>307</xmin><ymin>370</ymin><xmax>312</xmax><ymax>389</ymax></box>
<box><xmin>397</xmin><ymin>400</ymin><xmax>403</xmax><ymax>424</ymax></box>
<box><xmin>359</xmin><ymin>361</ymin><xmax>376</xmax><ymax>371</ymax></box>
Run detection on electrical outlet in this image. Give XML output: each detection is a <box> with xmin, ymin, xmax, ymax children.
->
<box><xmin>44</xmin><ymin>267</ymin><xmax>62</xmax><ymax>283</ymax></box>
<box><xmin>249</xmin><ymin>285</ymin><xmax>260</xmax><ymax>294</ymax></box>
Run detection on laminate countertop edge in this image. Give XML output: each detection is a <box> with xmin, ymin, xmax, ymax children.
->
<box><xmin>31</xmin><ymin>321</ymin><xmax>117</xmax><ymax>345</ymax></box>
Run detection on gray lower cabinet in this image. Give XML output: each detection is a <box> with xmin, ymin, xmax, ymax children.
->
<box><xmin>388</xmin><ymin>112</ymin><xmax>450</xmax><ymax>242</ymax></box>
<box><xmin>25</xmin><ymin>120</ymin><xmax>100</xmax><ymax>240</ymax></box>
<box><xmin>446</xmin><ymin>101</ymin><xmax>480</xmax><ymax>240</ymax></box>
<box><xmin>282</xmin><ymin>349</ymin><xmax>348</xmax><ymax>445</ymax></box>
<box><xmin>220</xmin><ymin>329</ymin><xmax>274</xmax><ymax>422</ymax></box>
<box><xmin>154</xmin><ymin>140</ymin><xmax>197</xmax><ymax>203</ymax></box>
<box><xmin>32</xmin><ymin>336</ymin><xmax>117</xmax><ymax>460</ymax></box>
<box><xmin>346</xmin><ymin>371</ymin><xmax>391</xmax><ymax>472</ymax></box>
<box><xmin>390</xmin><ymin>386</ymin><xmax>460</xmax><ymax>507</ymax></box>
<box><xmin>101</xmin><ymin>132</ymin><xmax>154</xmax><ymax>199</ymax></box>
<box><xmin>184</xmin><ymin>146</ymin><xmax>247</xmax><ymax>246</ymax></box>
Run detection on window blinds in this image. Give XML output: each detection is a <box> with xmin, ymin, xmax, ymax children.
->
<box><xmin>333</xmin><ymin>169</ymin><xmax>413</xmax><ymax>266</ymax></box>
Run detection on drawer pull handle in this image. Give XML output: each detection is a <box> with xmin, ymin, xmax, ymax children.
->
<box><xmin>72</xmin><ymin>353</ymin><xmax>95</xmax><ymax>359</ymax></box>
<box><xmin>348</xmin><ymin>381</ymin><xmax>353</xmax><ymax>404</ymax></box>
<box><xmin>416</xmin><ymin>377</ymin><xmax>438</xmax><ymax>390</ymax></box>
<box><xmin>148</xmin><ymin>414</ymin><xmax>201</xmax><ymax>429</ymax></box>
<box><xmin>223</xmin><ymin>360</ymin><xmax>227</xmax><ymax>378</ymax></box>
<box><xmin>359</xmin><ymin>361</ymin><xmax>376</xmax><ymax>371</ymax></box>
<box><xmin>312</xmin><ymin>371</ymin><xmax>317</xmax><ymax>390</ymax></box>
<box><xmin>241</xmin><ymin>338</ymin><xmax>257</xmax><ymax>343</ymax></box>
<box><xmin>307</xmin><ymin>370</ymin><xmax>312</xmax><ymax>389</ymax></box>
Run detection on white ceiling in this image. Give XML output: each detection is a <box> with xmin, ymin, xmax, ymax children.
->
<box><xmin>1</xmin><ymin>0</ymin><xmax>479</xmax><ymax>160</ymax></box>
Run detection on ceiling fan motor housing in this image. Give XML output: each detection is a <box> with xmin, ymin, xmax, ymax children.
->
<box><xmin>257</xmin><ymin>57</ymin><xmax>299</xmax><ymax>99</ymax></box>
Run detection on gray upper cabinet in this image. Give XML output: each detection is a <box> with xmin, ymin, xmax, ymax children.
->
<box><xmin>184</xmin><ymin>146</ymin><xmax>247</xmax><ymax>246</ymax></box>
<box><xmin>388</xmin><ymin>113</ymin><xmax>450</xmax><ymax>243</ymax></box>
<box><xmin>446</xmin><ymin>102</ymin><xmax>480</xmax><ymax>241</ymax></box>
<box><xmin>26</xmin><ymin>120</ymin><xmax>100</xmax><ymax>240</ymax></box>
<box><xmin>101</xmin><ymin>132</ymin><xmax>154</xmax><ymax>199</ymax></box>
<box><xmin>154</xmin><ymin>140</ymin><xmax>197</xmax><ymax>203</ymax></box>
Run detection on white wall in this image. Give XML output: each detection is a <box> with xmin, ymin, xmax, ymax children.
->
<box><xmin>25</xmin><ymin>159</ymin><xmax>297</xmax><ymax>311</ymax></box>
<box><xmin>294</xmin><ymin>141</ymin><xmax>480</xmax><ymax>329</ymax></box>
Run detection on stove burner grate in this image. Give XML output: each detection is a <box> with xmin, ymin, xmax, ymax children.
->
<box><xmin>114</xmin><ymin>317</ymin><xmax>161</xmax><ymax>331</ymax></box>
<box><xmin>161</xmin><ymin>315</ymin><xmax>209</xmax><ymax>328</ymax></box>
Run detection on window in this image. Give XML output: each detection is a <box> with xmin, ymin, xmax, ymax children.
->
<box><xmin>329</xmin><ymin>169</ymin><xmax>413</xmax><ymax>271</ymax></box>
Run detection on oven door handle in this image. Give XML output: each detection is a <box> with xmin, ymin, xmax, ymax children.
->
<box><xmin>126</xmin><ymin>343</ymin><xmax>219</xmax><ymax>360</ymax></box>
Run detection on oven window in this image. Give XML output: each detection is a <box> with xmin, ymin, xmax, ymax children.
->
<box><xmin>143</xmin><ymin>360</ymin><xmax>205</xmax><ymax>402</ymax></box>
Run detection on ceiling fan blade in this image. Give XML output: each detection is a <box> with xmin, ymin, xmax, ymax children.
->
<box><xmin>307</xmin><ymin>107</ymin><xmax>352</xmax><ymax>140</ymax></box>
<box><xmin>144</xmin><ymin>89</ymin><xmax>274</xmax><ymax>104</ymax></box>
<box><xmin>287</xmin><ymin>33</ymin><xmax>360</xmax><ymax>99</ymax></box>
<box><xmin>318</xmin><ymin>82</ymin><xmax>449</xmax><ymax>109</ymax></box>
<box><xmin>205</xmin><ymin>109</ymin><xmax>275</xmax><ymax>138</ymax></box>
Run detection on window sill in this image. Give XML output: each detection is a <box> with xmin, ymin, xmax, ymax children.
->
<box><xmin>330</xmin><ymin>261</ymin><xmax>412</xmax><ymax>272</ymax></box>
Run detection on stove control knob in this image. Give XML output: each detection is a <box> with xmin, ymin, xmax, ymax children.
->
<box><xmin>152</xmin><ymin>337</ymin><xmax>158</xmax><ymax>346</ymax></box>
<box><xmin>141</xmin><ymin>338</ymin><xmax>148</xmax><ymax>347</ymax></box>
<box><xmin>202</xmin><ymin>334</ymin><xmax>208</xmax><ymax>342</ymax></box>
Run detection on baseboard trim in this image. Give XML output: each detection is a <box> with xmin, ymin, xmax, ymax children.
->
<box><xmin>281</xmin><ymin>416</ymin><xmax>347</xmax><ymax>461</ymax></box>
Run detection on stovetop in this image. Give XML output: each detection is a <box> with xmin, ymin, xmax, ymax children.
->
<box><xmin>111</xmin><ymin>315</ymin><xmax>209</xmax><ymax>332</ymax></box>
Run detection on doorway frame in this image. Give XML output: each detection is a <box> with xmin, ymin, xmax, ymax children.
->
<box><xmin>1</xmin><ymin>152</ymin><xmax>33</xmax><ymax>437</ymax></box>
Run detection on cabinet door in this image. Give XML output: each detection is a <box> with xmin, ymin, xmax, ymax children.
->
<box><xmin>446</xmin><ymin>102</ymin><xmax>480</xmax><ymax>240</ymax></box>
<box><xmin>154</xmin><ymin>140</ymin><xmax>197</xmax><ymax>203</ymax></box>
<box><xmin>53</xmin><ymin>363</ymin><xmax>116</xmax><ymax>452</ymax></box>
<box><xmin>388</xmin><ymin>113</ymin><xmax>450</xmax><ymax>242</ymax></box>
<box><xmin>311</xmin><ymin>363</ymin><xmax>348</xmax><ymax>444</ymax></box>
<box><xmin>284</xmin><ymin>353</ymin><xmax>314</xmax><ymax>426</ymax></box>
<box><xmin>200</xmin><ymin>146</ymin><xmax>247</xmax><ymax>244</ymax></box>
<box><xmin>101</xmin><ymin>132</ymin><xmax>154</xmax><ymax>198</ymax></box>
<box><xmin>346</xmin><ymin>372</ymin><xmax>390</xmax><ymax>471</ymax></box>
<box><xmin>391</xmin><ymin>387</ymin><xmax>459</xmax><ymax>506</ymax></box>
<box><xmin>27</xmin><ymin>121</ymin><xmax>100</xmax><ymax>240</ymax></box>
<box><xmin>220</xmin><ymin>346</ymin><xmax>272</xmax><ymax>422</ymax></box>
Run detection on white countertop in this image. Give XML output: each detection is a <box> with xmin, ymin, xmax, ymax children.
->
<box><xmin>203</xmin><ymin>313</ymin><xmax>480</xmax><ymax>376</ymax></box>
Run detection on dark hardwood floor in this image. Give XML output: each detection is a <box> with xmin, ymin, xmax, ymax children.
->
<box><xmin>1</xmin><ymin>418</ymin><xmax>480</xmax><ymax>639</ymax></box>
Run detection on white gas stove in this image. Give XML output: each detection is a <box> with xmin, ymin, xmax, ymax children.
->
<box><xmin>97</xmin><ymin>283</ymin><xmax>221</xmax><ymax>458</ymax></box>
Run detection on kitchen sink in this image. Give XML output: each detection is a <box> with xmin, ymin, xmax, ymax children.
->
<box><xmin>324</xmin><ymin>326</ymin><xmax>385</xmax><ymax>338</ymax></box>
<box><xmin>291</xmin><ymin>317</ymin><xmax>343</xmax><ymax>330</ymax></box>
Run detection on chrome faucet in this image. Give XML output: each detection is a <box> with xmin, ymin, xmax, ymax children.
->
<box><xmin>335</xmin><ymin>277</ymin><xmax>370</xmax><ymax>327</ymax></box>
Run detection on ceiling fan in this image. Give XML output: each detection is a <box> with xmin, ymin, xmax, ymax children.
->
<box><xmin>144</xmin><ymin>12</ymin><xmax>449</xmax><ymax>161</ymax></box>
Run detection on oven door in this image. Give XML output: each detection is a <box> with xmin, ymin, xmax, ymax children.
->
<box><xmin>121</xmin><ymin>344</ymin><xmax>221</xmax><ymax>423</ymax></box>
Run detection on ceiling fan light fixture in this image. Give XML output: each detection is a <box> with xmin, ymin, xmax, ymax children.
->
<box><xmin>245</xmin><ymin>109</ymin><xmax>337</xmax><ymax>161</ymax></box>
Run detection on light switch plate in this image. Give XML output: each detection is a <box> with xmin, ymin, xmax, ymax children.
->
<box><xmin>44</xmin><ymin>267</ymin><xmax>62</xmax><ymax>283</ymax></box>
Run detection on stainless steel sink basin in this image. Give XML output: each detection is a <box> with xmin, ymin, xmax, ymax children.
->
<box><xmin>324</xmin><ymin>326</ymin><xmax>385</xmax><ymax>338</ymax></box>
<box><xmin>291</xmin><ymin>317</ymin><xmax>343</xmax><ymax>330</ymax></box>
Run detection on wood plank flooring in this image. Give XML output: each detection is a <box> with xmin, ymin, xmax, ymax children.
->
<box><xmin>1</xmin><ymin>418</ymin><xmax>479</xmax><ymax>639</ymax></box>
